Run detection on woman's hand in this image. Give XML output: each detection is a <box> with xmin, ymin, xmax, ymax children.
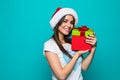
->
<box><xmin>85</xmin><ymin>34</ymin><xmax>97</xmax><ymax>47</ymax></box>
<box><xmin>76</xmin><ymin>50</ymin><xmax>89</xmax><ymax>57</ymax></box>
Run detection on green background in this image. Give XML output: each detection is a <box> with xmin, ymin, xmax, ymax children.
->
<box><xmin>0</xmin><ymin>0</ymin><xmax>120</xmax><ymax>80</ymax></box>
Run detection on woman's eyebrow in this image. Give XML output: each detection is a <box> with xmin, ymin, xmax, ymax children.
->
<box><xmin>64</xmin><ymin>19</ymin><xmax>68</xmax><ymax>20</ymax></box>
<box><xmin>64</xmin><ymin>18</ymin><xmax>73</xmax><ymax>21</ymax></box>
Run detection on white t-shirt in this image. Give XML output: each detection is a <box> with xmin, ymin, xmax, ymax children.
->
<box><xmin>43</xmin><ymin>38</ymin><xmax>83</xmax><ymax>80</ymax></box>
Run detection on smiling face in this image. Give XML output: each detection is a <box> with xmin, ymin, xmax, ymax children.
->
<box><xmin>58</xmin><ymin>15</ymin><xmax>74</xmax><ymax>36</ymax></box>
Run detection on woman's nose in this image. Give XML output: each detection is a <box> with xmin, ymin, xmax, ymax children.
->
<box><xmin>66</xmin><ymin>22</ymin><xmax>71</xmax><ymax>27</ymax></box>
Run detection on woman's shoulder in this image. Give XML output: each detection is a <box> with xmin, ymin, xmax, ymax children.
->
<box><xmin>43</xmin><ymin>38</ymin><xmax>59</xmax><ymax>54</ymax></box>
<box><xmin>44</xmin><ymin>38</ymin><xmax>56</xmax><ymax>46</ymax></box>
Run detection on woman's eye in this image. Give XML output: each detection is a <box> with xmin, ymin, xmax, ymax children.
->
<box><xmin>63</xmin><ymin>20</ymin><xmax>67</xmax><ymax>22</ymax></box>
<box><xmin>70</xmin><ymin>21</ymin><xmax>74</xmax><ymax>24</ymax></box>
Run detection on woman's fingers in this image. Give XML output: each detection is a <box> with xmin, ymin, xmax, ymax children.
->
<box><xmin>85</xmin><ymin>40</ymin><xmax>95</xmax><ymax>45</ymax></box>
<box><xmin>76</xmin><ymin>50</ymin><xmax>89</xmax><ymax>55</ymax></box>
<box><xmin>86</xmin><ymin>34</ymin><xmax>95</xmax><ymax>39</ymax></box>
<box><xmin>85</xmin><ymin>34</ymin><xmax>97</xmax><ymax>46</ymax></box>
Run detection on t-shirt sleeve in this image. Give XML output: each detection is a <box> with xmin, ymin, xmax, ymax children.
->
<box><xmin>43</xmin><ymin>40</ymin><xmax>58</xmax><ymax>55</ymax></box>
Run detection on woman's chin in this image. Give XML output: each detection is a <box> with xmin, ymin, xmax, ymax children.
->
<box><xmin>63</xmin><ymin>32</ymin><xmax>70</xmax><ymax>35</ymax></box>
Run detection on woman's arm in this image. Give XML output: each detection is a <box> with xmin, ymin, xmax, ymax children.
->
<box><xmin>45</xmin><ymin>50</ymin><xmax>88</xmax><ymax>80</ymax></box>
<box><xmin>81</xmin><ymin>47</ymin><xmax>96</xmax><ymax>71</ymax></box>
<box><xmin>81</xmin><ymin>34</ymin><xmax>97</xmax><ymax>71</ymax></box>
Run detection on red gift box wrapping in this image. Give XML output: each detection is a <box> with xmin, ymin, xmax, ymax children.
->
<box><xmin>71</xmin><ymin>36</ymin><xmax>92</xmax><ymax>51</ymax></box>
<box><xmin>71</xmin><ymin>26</ymin><xmax>93</xmax><ymax>51</ymax></box>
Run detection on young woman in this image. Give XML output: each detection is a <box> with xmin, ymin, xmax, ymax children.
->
<box><xmin>43</xmin><ymin>7</ymin><xmax>97</xmax><ymax>80</ymax></box>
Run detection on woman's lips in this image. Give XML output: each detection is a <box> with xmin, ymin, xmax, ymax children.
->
<box><xmin>64</xmin><ymin>26</ymin><xmax>71</xmax><ymax>32</ymax></box>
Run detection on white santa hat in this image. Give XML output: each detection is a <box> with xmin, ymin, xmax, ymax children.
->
<box><xmin>49</xmin><ymin>7</ymin><xmax>78</xmax><ymax>29</ymax></box>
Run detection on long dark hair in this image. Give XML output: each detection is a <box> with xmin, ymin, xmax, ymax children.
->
<box><xmin>52</xmin><ymin>14</ymin><xmax>75</xmax><ymax>59</ymax></box>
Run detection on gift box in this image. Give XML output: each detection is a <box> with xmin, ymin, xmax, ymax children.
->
<box><xmin>71</xmin><ymin>26</ymin><xmax>94</xmax><ymax>51</ymax></box>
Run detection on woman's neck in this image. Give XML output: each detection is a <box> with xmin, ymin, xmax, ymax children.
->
<box><xmin>58</xmin><ymin>33</ymin><xmax>66</xmax><ymax>44</ymax></box>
